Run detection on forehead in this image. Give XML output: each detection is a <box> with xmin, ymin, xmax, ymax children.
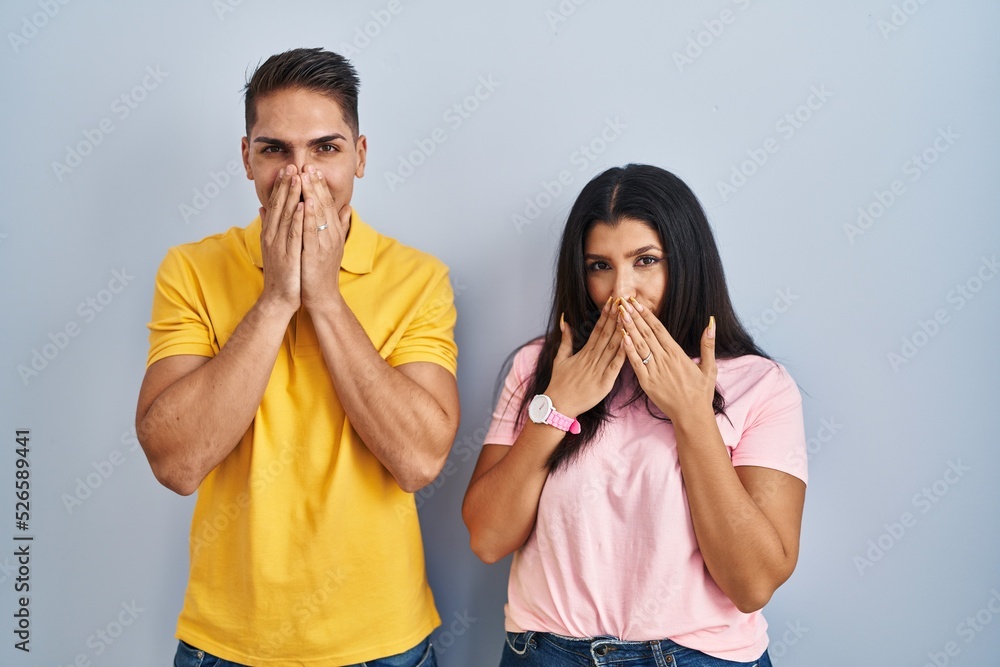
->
<box><xmin>250</xmin><ymin>87</ymin><xmax>349</xmax><ymax>138</ymax></box>
<box><xmin>584</xmin><ymin>218</ymin><xmax>661</xmax><ymax>252</ymax></box>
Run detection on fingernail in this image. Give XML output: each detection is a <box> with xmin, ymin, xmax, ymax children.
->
<box><xmin>629</xmin><ymin>296</ymin><xmax>643</xmax><ymax>312</ymax></box>
<box><xmin>618</xmin><ymin>304</ymin><xmax>631</xmax><ymax>323</ymax></box>
<box><xmin>560</xmin><ymin>313</ymin><xmax>565</xmax><ymax>328</ymax></box>
<box><xmin>708</xmin><ymin>315</ymin><xmax>716</xmax><ymax>339</ymax></box>
<box><xmin>623</xmin><ymin>332</ymin><xmax>632</xmax><ymax>346</ymax></box>
<box><xmin>307</xmin><ymin>165</ymin><xmax>316</xmax><ymax>174</ymax></box>
<box><xmin>302</xmin><ymin>173</ymin><xmax>310</xmax><ymax>184</ymax></box>
<box><xmin>621</xmin><ymin>328</ymin><xmax>627</xmax><ymax>338</ymax></box>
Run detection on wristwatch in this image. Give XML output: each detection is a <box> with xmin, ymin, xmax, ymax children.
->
<box><xmin>528</xmin><ymin>395</ymin><xmax>581</xmax><ymax>434</ymax></box>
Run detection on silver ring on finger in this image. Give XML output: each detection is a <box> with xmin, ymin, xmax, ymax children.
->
<box><xmin>641</xmin><ymin>352</ymin><xmax>653</xmax><ymax>365</ymax></box>
<box><xmin>316</xmin><ymin>223</ymin><xmax>329</xmax><ymax>231</ymax></box>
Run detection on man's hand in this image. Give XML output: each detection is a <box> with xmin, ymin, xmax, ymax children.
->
<box><xmin>300</xmin><ymin>165</ymin><xmax>352</xmax><ymax>312</ymax></box>
<box><xmin>259</xmin><ymin>164</ymin><xmax>304</xmax><ymax>316</ymax></box>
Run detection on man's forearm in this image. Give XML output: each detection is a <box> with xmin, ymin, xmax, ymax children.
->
<box><xmin>137</xmin><ymin>298</ymin><xmax>293</xmax><ymax>495</ymax></box>
<box><xmin>309</xmin><ymin>297</ymin><xmax>457</xmax><ymax>492</ymax></box>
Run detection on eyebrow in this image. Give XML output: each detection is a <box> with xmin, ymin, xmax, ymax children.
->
<box><xmin>253</xmin><ymin>134</ymin><xmax>348</xmax><ymax>149</ymax></box>
<box><xmin>585</xmin><ymin>245</ymin><xmax>663</xmax><ymax>261</ymax></box>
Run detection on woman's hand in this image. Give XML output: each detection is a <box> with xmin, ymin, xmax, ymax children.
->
<box><xmin>544</xmin><ymin>297</ymin><xmax>626</xmax><ymax>418</ymax></box>
<box><xmin>618</xmin><ymin>296</ymin><xmax>717</xmax><ymax>422</ymax></box>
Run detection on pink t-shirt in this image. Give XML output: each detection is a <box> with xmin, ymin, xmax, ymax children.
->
<box><xmin>484</xmin><ymin>342</ymin><xmax>808</xmax><ymax>662</ymax></box>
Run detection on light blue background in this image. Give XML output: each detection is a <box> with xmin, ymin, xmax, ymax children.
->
<box><xmin>2</xmin><ymin>1</ymin><xmax>998</xmax><ymax>665</ymax></box>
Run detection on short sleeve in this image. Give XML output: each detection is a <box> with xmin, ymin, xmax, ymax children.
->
<box><xmin>385</xmin><ymin>268</ymin><xmax>458</xmax><ymax>376</ymax></box>
<box><xmin>730</xmin><ymin>364</ymin><xmax>808</xmax><ymax>484</ymax></box>
<box><xmin>146</xmin><ymin>247</ymin><xmax>217</xmax><ymax>367</ymax></box>
<box><xmin>484</xmin><ymin>343</ymin><xmax>542</xmax><ymax>447</ymax></box>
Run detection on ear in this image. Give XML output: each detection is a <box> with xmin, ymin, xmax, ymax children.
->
<box><xmin>354</xmin><ymin>134</ymin><xmax>367</xmax><ymax>179</ymax></box>
<box><xmin>241</xmin><ymin>136</ymin><xmax>253</xmax><ymax>180</ymax></box>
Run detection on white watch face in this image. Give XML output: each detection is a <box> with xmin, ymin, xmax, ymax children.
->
<box><xmin>529</xmin><ymin>395</ymin><xmax>553</xmax><ymax>424</ymax></box>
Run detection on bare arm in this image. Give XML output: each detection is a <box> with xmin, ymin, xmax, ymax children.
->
<box><xmin>309</xmin><ymin>298</ymin><xmax>460</xmax><ymax>492</ymax></box>
<box><xmin>463</xmin><ymin>298</ymin><xmax>625</xmax><ymax>563</ymax></box>
<box><xmin>620</xmin><ymin>297</ymin><xmax>806</xmax><ymax>612</ymax></box>
<box><xmin>298</xmin><ymin>167</ymin><xmax>460</xmax><ymax>493</ymax></box>
<box><xmin>675</xmin><ymin>413</ymin><xmax>805</xmax><ymax>612</ymax></box>
<box><xmin>461</xmin><ymin>432</ymin><xmax>561</xmax><ymax>564</ymax></box>
<box><xmin>135</xmin><ymin>300</ymin><xmax>294</xmax><ymax>495</ymax></box>
<box><xmin>136</xmin><ymin>165</ymin><xmax>303</xmax><ymax>495</ymax></box>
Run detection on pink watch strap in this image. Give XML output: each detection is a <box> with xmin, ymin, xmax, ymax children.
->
<box><xmin>545</xmin><ymin>410</ymin><xmax>581</xmax><ymax>435</ymax></box>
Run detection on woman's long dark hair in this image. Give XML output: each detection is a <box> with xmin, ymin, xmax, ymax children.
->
<box><xmin>515</xmin><ymin>164</ymin><xmax>769</xmax><ymax>471</ymax></box>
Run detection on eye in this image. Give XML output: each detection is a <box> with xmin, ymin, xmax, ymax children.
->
<box><xmin>260</xmin><ymin>146</ymin><xmax>283</xmax><ymax>154</ymax></box>
<box><xmin>636</xmin><ymin>256</ymin><xmax>661</xmax><ymax>267</ymax></box>
<box><xmin>587</xmin><ymin>261</ymin><xmax>611</xmax><ymax>272</ymax></box>
<box><xmin>317</xmin><ymin>144</ymin><xmax>339</xmax><ymax>153</ymax></box>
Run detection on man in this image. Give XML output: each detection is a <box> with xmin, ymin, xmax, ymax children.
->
<box><xmin>136</xmin><ymin>48</ymin><xmax>459</xmax><ymax>666</ymax></box>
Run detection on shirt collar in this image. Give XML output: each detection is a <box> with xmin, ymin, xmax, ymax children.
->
<box><xmin>244</xmin><ymin>208</ymin><xmax>377</xmax><ymax>275</ymax></box>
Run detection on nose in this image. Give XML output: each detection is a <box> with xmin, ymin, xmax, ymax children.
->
<box><xmin>284</xmin><ymin>149</ymin><xmax>310</xmax><ymax>174</ymax></box>
<box><xmin>613</xmin><ymin>272</ymin><xmax>635</xmax><ymax>302</ymax></box>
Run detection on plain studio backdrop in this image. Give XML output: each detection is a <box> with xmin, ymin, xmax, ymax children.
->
<box><xmin>2</xmin><ymin>1</ymin><xmax>998</xmax><ymax>665</ymax></box>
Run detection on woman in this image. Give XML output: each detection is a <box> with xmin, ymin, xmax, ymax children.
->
<box><xmin>463</xmin><ymin>164</ymin><xmax>807</xmax><ymax>666</ymax></box>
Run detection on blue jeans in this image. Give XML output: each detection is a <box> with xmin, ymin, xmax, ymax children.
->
<box><xmin>174</xmin><ymin>636</ymin><xmax>436</xmax><ymax>667</ymax></box>
<box><xmin>499</xmin><ymin>631</ymin><xmax>771</xmax><ymax>667</ymax></box>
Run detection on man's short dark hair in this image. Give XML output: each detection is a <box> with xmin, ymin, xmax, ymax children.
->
<box><xmin>244</xmin><ymin>47</ymin><xmax>360</xmax><ymax>139</ymax></box>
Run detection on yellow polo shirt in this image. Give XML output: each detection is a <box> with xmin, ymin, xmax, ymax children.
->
<box><xmin>146</xmin><ymin>211</ymin><xmax>456</xmax><ymax>666</ymax></box>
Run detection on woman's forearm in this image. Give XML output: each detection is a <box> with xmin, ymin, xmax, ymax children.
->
<box><xmin>674</xmin><ymin>410</ymin><xmax>803</xmax><ymax>612</ymax></box>
<box><xmin>462</xmin><ymin>424</ymin><xmax>565</xmax><ymax>563</ymax></box>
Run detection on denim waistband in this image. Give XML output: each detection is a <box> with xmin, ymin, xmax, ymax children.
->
<box><xmin>537</xmin><ymin>631</ymin><xmax>688</xmax><ymax>661</ymax></box>
<box><xmin>515</xmin><ymin>631</ymin><xmax>767</xmax><ymax>666</ymax></box>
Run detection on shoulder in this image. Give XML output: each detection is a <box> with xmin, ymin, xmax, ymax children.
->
<box><xmin>716</xmin><ymin>355</ymin><xmax>799</xmax><ymax>406</ymax></box>
<box><xmin>494</xmin><ymin>338</ymin><xmax>544</xmax><ymax>393</ymax></box>
<box><xmin>511</xmin><ymin>339</ymin><xmax>545</xmax><ymax>377</ymax></box>
<box><xmin>492</xmin><ymin>339</ymin><xmax>545</xmax><ymax>413</ymax></box>
<box><xmin>367</xmin><ymin>221</ymin><xmax>451</xmax><ymax>280</ymax></box>
<box><xmin>160</xmin><ymin>225</ymin><xmax>249</xmax><ymax>271</ymax></box>
<box><xmin>379</xmin><ymin>234</ymin><xmax>448</xmax><ymax>269</ymax></box>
